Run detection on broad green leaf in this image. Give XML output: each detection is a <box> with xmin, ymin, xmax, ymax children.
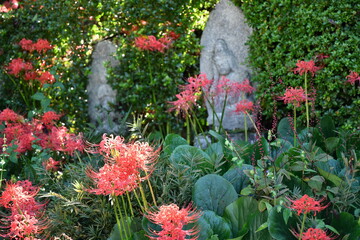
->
<box><xmin>317</xmin><ymin>167</ymin><xmax>344</xmax><ymax>187</ymax></box>
<box><xmin>198</xmin><ymin>210</ymin><xmax>232</xmax><ymax>240</ymax></box>
<box><xmin>163</xmin><ymin>133</ymin><xmax>188</xmax><ymax>156</ymax></box>
<box><xmin>330</xmin><ymin>212</ymin><xmax>360</xmax><ymax>240</ymax></box>
<box><xmin>277</xmin><ymin>117</ymin><xmax>294</xmax><ymax>143</ymax></box>
<box><xmin>193</xmin><ymin>174</ymin><xmax>238</xmax><ymax>216</ymax></box>
<box><xmin>268</xmin><ymin>206</ymin><xmax>297</xmax><ymax>240</ymax></box>
<box><xmin>31</xmin><ymin>92</ymin><xmax>45</xmax><ymax>100</ymax></box>
<box><xmin>320</xmin><ymin>115</ymin><xmax>336</xmax><ymax>138</ymax></box>
<box><xmin>223</xmin><ymin>197</ymin><xmax>271</xmax><ymax>239</ymax></box>
<box><xmin>223</xmin><ymin>164</ymin><xmax>253</xmax><ymax>193</ymax></box>
<box><xmin>324</xmin><ymin>137</ymin><xmax>339</xmax><ymax>154</ymax></box>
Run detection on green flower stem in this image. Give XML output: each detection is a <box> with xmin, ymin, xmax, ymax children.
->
<box><xmin>133</xmin><ymin>188</ymin><xmax>145</xmax><ymax>213</ymax></box>
<box><xmin>145</xmin><ymin>172</ymin><xmax>157</xmax><ymax>207</ymax></box>
<box><xmin>294</xmin><ymin>106</ymin><xmax>297</xmax><ymax>147</ymax></box>
<box><xmin>204</xmin><ymin>95</ymin><xmax>222</xmax><ymax>131</ymax></box>
<box><xmin>244</xmin><ymin>114</ymin><xmax>248</xmax><ymax>142</ymax></box>
<box><xmin>138</xmin><ymin>181</ymin><xmax>149</xmax><ymax>211</ymax></box>
<box><xmin>186</xmin><ymin>114</ymin><xmax>190</xmax><ymax>144</ymax></box>
<box><xmin>126</xmin><ymin>192</ymin><xmax>134</xmax><ymax>217</ymax></box>
<box><xmin>218</xmin><ymin>93</ymin><xmax>228</xmax><ymax>134</ymax></box>
<box><xmin>116</xmin><ymin>196</ymin><xmax>130</xmax><ymax>239</ymax></box>
<box><xmin>299</xmin><ymin>212</ymin><xmax>307</xmax><ymax>240</ymax></box>
<box><xmin>304</xmin><ymin>73</ymin><xmax>309</xmax><ymax>128</ymax></box>
<box><xmin>245</xmin><ymin>112</ymin><xmax>261</xmax><ymax>139</ymax></box>
<box><xmin>113</xmin><ymin>196</ymin><xmax>126</xmax><ymax>240</ymax></box>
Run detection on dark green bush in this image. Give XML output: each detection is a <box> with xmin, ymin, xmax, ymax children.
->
<box><xmin>236</xmin><ymin>0</ymin><xmax>360</xmax><ymax>131</ymax></box>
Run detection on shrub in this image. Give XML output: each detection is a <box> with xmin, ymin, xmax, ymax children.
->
<box><xmin>236</xmin><ymin>0</ymin><xmax>360</xmax><ymax>131</ymax></box>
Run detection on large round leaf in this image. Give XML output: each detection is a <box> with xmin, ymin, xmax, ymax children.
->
<box><xmin>331</xmin><ymin>212</ymin><xmax>360</xmax><ymax>240</ymax></box>
<box><xmin>163</xmin><ymin>133</ymin><xmax>189</xmax><ymax>156</ymax></box>
<box><xmin>197</xmin><ymin>210</ymin><xmax>232</xmax><ymax>240</ymax></box>
<box><xmin>223</xmin><ymin>164</ymin><xmax>253</xmax><ymax>193</ymax></box>
<box><xmin>170</xmin><ymin>145</ymin><xmax>214</xmax><ymax>172</ymax></box>
<box><xmin>223</xmin><ymin>196</ymin><xmax>271</xmax><ymax>240</ymax></box>
<box><xmin>193</xmin><ymin>174</ymin><xmax>238</xmax><ymax>216</ymax></box>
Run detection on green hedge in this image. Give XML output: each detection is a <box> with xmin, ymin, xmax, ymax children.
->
<box><xmin>237</xmin><ymin>0</ymin><xmax>360</xmax><ymax>130</ymax></box>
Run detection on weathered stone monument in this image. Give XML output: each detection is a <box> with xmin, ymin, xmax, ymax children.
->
<box><xmin>200</xmin><ymin>0</ymin><xmax>254</xmax><ymax>132</ymax></box>
<box><xmin>87</xmin><ymin>40</ymin><xmax>121</xmax><ymax>133</ymax></box>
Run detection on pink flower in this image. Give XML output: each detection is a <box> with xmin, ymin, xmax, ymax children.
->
<box><xmin>346</xmin><ymin>71</ymin><xmax>360</xmax><ymax>85</ymax></box>
<box><xmin>40</xmin><ymin>111</ymin><xmax>62</xmax><ymax>126</ymax></box>
<box><xmin>0</xmin><ymin>108</ymin><xmax>24</xmax><ymax>123</ymax></box>
<box><xmin>295</xmin><ymin>228</ymin><xmax>334</xmax><ymax>240</ymax></box>
<box><xmin>37</xmin><ymin>71</ymin><xmax>55</xmax><ymax>85</ymax></box>
<box><xmin>233</xmin><ymin>78</ymin><xmax>255</xmax><ymax>94</ymax></box>
<box><xmin>146</xmin><ymin>203</ymin><xmax>200</xmax><ymax>240</ymax></box>
<box><xmin>234</xmin><ymin>99</ymin><xmax>254</xmax><ymax>114</ymax></box>
<box><xmin>87</xmin><ymin>163</ymin><xmax>139</xmax><ymax>196</ymax></box>
<box><xmin>135</xmin><ymin>35</ymin><xmax>172</xmax><ymax>53</ymax></box>
<box><xmin>33</xmin><ymin>39</ymin><xmax>53</xmax><ymax>53</ymax></box>
<box><xmin>6</xmin><ymin>58</ymin><xmax>33</xmax><ymax>76</ymax></box>
<box><xmin>168</xmin><ymin>89</ymin><xmax>199</xmax><ymax>115</ymax></box>
<box><xmin>279</xmin><ymin>87</ymin><xmax>307</xmax><ymax>108</ymax></box>
<box><xmin>19</xmin><ymin>38</ymin><xmax>35</xmax><ymax>52</ymax></box>
<box><xmin>288</xmin><ymin>194</ymin><xmax>328</xmax><ymax>216</ymax></box>
<box><xmin>293</xmin><ymin>60</ymin><xmax>321</xmax><ymax>77</ymax></box>
<box><xmin>42</xmin><ymin>157</ymin><xmax>61</xmax><ymax>171</ymax></box>
<box><xmin>185</xmin><ymin>74</ymin><xmax>212</xmax><ymax>93</ymax></box>
<box><xmin>24</xmin><ymin>71</ymin><xmax>38</xmax><ymax>81</ymax></box>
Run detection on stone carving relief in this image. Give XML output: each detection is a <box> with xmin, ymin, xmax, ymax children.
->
<box><xmin>200</xmin><ymin>0</ymin><xmax>253</xmax><ymax>131</ymax></box>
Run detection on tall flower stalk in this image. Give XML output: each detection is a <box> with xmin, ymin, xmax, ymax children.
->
<box><xmin>279</xmin><ymin>87</ymin><xmax>307</xmax><ymax>146</ymax></box>
<box><xmin>293</xmin><ymin>60</ymin><xmax>320</xmax><ymax>128</ymax></box>
<box><xmin>87</xmin><ymin>134</ymin><xmax>159</xmax><ymax>239</ymax></box>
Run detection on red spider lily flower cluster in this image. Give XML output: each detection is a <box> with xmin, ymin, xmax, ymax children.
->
<box><xmin>0</xmin><ymin>0</ymin><xmax>19</xmax><ymax>13</ymax></box>
<box><xmin>0</xmin><ymin>109</ymin><xmax>84</xmax><ymax>156</ymax></box>
<box><xmin>279</xmin><ymin>87</ymin><xmax>308</xmax><ymax>108</ymax></box>
<box><xmin>5</xmin><ymin>38</ymin><xmax>55</xmax><ymax>86</ymax></box>
<box><xmin>168</xmin><ymin>74</ymin><xmax>212</xmax><ymax>116</ymax></box>
<box><xmin>19</xmin><ymin>38</ymin><xmax>53</xmax><ymax>54</ymax></box>
<box><xmin>135</xmin><ymin>35</ymin><xmax>173</xmax><ymax>53</ymax></box>
<box><xmin>295</xmin><ymin>228</ymin><xmax>334</xmax><ymax>240</ymax></box>
<box><xmin>87</xmin><ymin>134</ymin><xmax>159</xmax><ymax>196</ymax></box>
<box><xmin>288</xmin><ymin>194</ymin><xmax>328</xmax><ymax>216</ymax></box>
<box><xmin>42</xmin><ymin>157</ymin><xmax>61</xmax><ymax>172</ymax></box>
<box><xmin>146</xmin><ymin>203</ymin><xmax>201</xmax><ymax>240</ymax></box>
<box><xmin>293</xmin><ymin>60</ymin><xmax>321</xmax><ymax>77</ymax></box>
<box><xmin>233</xmin><ymin>78</ymin><xmax>255</xmax><ymax>94</ymax></box>
<box><xmin>346</xmin><ymin>71</ymin><xmax>360</xmax><ymax>85</ymax></box>
<box><xmin>0</xmin><ymin>180</ymin><xmax>48</xmax><ymax>239</ymax></box>
<box><xmin>234</xmin><ymin>99</ymin><xmax>254</xmax><ymax>114</ymax></box>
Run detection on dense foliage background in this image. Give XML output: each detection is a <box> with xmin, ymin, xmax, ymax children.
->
<box><xmin>236</xmin><ymin>0</ymin><xmax>360</xmax><ymax>131</ymax></box>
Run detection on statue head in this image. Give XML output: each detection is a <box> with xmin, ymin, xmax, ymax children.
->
<box><xmin>213</xmin><ymin>39</ymin><xmax>235</xmax><ymax>76</ymax></box>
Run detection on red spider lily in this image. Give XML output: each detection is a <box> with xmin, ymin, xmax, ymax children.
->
<box><xmin>293</xmin><ymin>228</ymin><xmax>334</xmax><ymax>240</ymax></box>
<box><xmin>185</xmin><ymin>74</ymin><xmax>212</xmax><ymax>93</ymax></box>
<box><xmin>166</xmin><ymin>31</ymin><xmax>181</xmax><ymax>40</ymax></box>
<box><xmin>97</xmin><ymin>134</ymin><xmax>126</xmax><ymax>157</ymax></box>
<box><xmin>346</xmin><ymin>71</ymin><xmax>360</xmax><ymax>85</ymax></box>
<box><xmin>0</xmin><ymin>0</ymin><xmax>19</xmax><ymax>12</ymax></box>
<box><xmin>6</xmin><ymin>58</ymin><xmax>33</xmax><ymax>76</ymax></box>
<box><xmin>40</xmin><ymin>111</ymin><xmax>62</xmax><ymax>126</ymax></box>
<box><xmin>42</xmin><ymin>157</ymin><xmax>61</xmax><ymax>171</ymax></box>
<box><xmin>24</xmin><ymin>71</ymin><xmax>38</xmax><ymax>81</ymax></box>
<box><xmin>279</xmin><ymin>87</ymin><xmax>308</xmax><ymax>108</ymax></box>
<box><xmin>87</xmin><ymin>163</ymin><xmax>139</xmax><ymax>196</ymax></box>
<box><xmin>216</xmin><ymin>77</ymin><xmax>233</xmax><ymax>95</ymax></box>
<box><xmin>234</xmin><ymin>99</ymin><xmax>254</xmax><ymax>114</ymax></box>
<box><xmin>288</xmin><ymin>194</ymin><xmax>328</xmax><ymax>216</ymax></box>
<box><xmin>293</xmin><ymin>60</ymin><xmax>321</xmax><ymax>77</ymax></box>
<box><xmin>0</xmin><ymin>108</ymin><xmax>24</xmax><ymax>123</ymax></box>
<box><xmin>19</xmin><ymin>38</ymin><xmax>35</xmax><ymax>52</ymax></box>
<box><xmin>33</xmin><ymin>39</ymin><xmax>53</xmax><ymax>54</ymax></box>
<box><xmin>37</xmin><ymin>71</ymin><xmax>55</xmax><ymax>85</ymax></box>
<box><xmin>0</xmin><ymin>181</ymin><xmax>48</xmax><ymax>239</ymax></box>
<box><xmin>168</xmin><ymin>89</ymin><xmax>200</xmax><ymax>115</ymax></box>
<box><xmin>146</xmin><ymin>203</ymin><xmax>201</xmax><ymax>240</ymax></box>
<box><xmin>233</xmin><ymin>78</ymin><xmax>255</xmax><ymax>94</ymax></box>
<box><xmin>135</xmin><ymin>35</ymin><xmax>172</xmax><ymax>53</ymax></box>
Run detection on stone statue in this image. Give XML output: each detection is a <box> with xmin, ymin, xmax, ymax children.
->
<box><xmin>87</xmin><ymin>40</ymin><xmax>122</xmax><ymax>134</ymax></box>
<box><xmin>200</xmin><ymin>0</ymin><xmax>253</xmax><ymax>131</ymax></box>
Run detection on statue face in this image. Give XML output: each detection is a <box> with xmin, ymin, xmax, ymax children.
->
<box><xmin>214</xmin><ymin>55</ymin><xmax>231</xmax><ymax>75</ymax></box>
